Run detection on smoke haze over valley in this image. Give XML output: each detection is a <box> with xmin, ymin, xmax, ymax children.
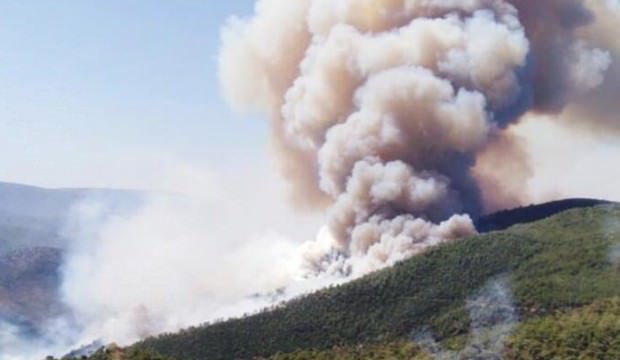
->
<box><xmin>1</xmin><ymin>1</ymin><xmax>620</xmax><ymax>359</ymax></box>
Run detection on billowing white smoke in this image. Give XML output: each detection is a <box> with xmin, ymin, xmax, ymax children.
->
<box><xmin>0</xmin><ymin>318</ymin><xmax>77</xmax><ymax>360</ymax></box>
<box><xmin>4</xmin><ymin>1</ymin><xmax>619</xmax><ymax>357</ymax></box>
<box><xmin>219</xmin><ymin>0</ymin><xmax>614</xmax><ymax>276</ymax></box>
<box><xmin>0</xmin><ymin>164</ymin><xmax>340</xmax><ymax>358</ymax></box>
<box><xmin>55</xmin><ymin>164</ymin><xmax>338</xmax><ymax>347</ymax></box>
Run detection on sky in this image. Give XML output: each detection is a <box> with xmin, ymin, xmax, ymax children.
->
<box><xmin>0</xmin><ymin>0</ymin><xmax>262</xmax><ymax>190</ymax></box>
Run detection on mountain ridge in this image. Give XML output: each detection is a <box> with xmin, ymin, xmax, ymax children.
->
<box><xmin>0</xmin><ymin>181</ymin><xmax>616</xmax><ymax>359</ymax></box>
<box><xmin>123</xmin><ymin>204</ymin><xmax>620</xmax><ymax>360</ymax></box>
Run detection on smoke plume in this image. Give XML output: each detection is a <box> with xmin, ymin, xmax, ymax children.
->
<box><xmin>219</xmin><ymin>0</ymin><xmax>617</xmax><ymax>276</ymax></box>
<box><xmin>0</xmin><ymin>163</ymin><xmax>336</xmax><ymax>358</ymax></box>
<box><xmin>55</xmin><ymin>164</ymin><xmax>332</xmax><ymax>348</ymax></box>
<box><xmin>4</xmin><ymin>1</ymin><xmax>620</xmax><ymax>357</ymax></box>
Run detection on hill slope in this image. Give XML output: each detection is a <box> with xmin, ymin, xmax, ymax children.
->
<box><xmin>474</xmin><ymin>198</ymin><xmax>614</xmax><ymax>232</ymax></box>
<box><xmin>122</xmin><ymin>204</ymin><xmax>620</xmax><ymax>360</ymax></box>
<box><xmin>0</xmin><ymin>181</ymin><xmax>148</xmax><ymax>349</ymax></box>
<box><xmin>0</xmin><ymin>181</ymin><xmax>146</xmax><ymax>255</ymax></box>
<box><xmin>0</xmin><ymin>247</ymin><xmax>64</xmax><ymax>336</ymax></box>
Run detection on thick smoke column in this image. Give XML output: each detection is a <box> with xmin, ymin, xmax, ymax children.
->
<box><xmin>219</xmin><ymin>0</ymin><xmax>614</xmax><ymax>276</ymax></box>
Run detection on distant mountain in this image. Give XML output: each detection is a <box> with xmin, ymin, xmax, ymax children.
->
<box><xmin>0</xmin><ymin>181</ymin><xmax>146</xmax><ymax>219</ymax></box>
<box><xmin>0</xmin><ymin>247</ymin><xmax>64</xmax><ymax>336</ymax></box>
<box><xmin>0</xmin><ymin>181</ymin><xmax>146</xmax><ymax>255</ymax></box>
<box><xmin>0</xmin><ymin>181</ymin><xmax>86</xmax><ymax>220</ymax></box>
<box><xmin>0</xmin><ymin>181</ymin><xmax>147</xmax><ymax>343</ymax></box>
<box><xmin>1</xmin><ymin>183</ymin><xmax>616</xmax><ymax>359</ymax></box>
<box><xmin>0</xmin><ymin>210</ymin><xmax>64</xmax><ymax>256</ymax></box>
<box><xmin>126</xmin><ymin>204</ymin><xmax>620</xmax><ymax>360</ymax></box>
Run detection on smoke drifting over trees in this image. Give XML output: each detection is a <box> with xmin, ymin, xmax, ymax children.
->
<box><xmin>4</xmin><ymin>1</ymin><xmax>620</xmax><ymax>358</ymax></box>
<box><xmin>219</xmin><ymin>0</ymin><xmax>619</xmax><ymax>275</ymax></box>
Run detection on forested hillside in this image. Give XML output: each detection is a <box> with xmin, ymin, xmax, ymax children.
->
<box><xmin>81</xmin><ymin>205</ymin><xmax>619</xmax><ymax>360</ymax></box>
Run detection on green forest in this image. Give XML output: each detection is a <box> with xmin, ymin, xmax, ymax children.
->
<box><xmin>59</xmin><ymin>205</ymin><xmax>620</xmax><ymax>359</ymax></box>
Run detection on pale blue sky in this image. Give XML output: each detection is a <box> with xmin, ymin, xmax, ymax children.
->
<box><xmin>0</xmin><ymin>0</ymin><xmax>265</xmax><ymax>189</ymax></box>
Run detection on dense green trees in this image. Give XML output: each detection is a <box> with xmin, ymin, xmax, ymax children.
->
<box><xmin>506</xmin><ymin>297</ymin><xmax>620</xmax><ymax>360</ymax></box>
<box><xmin>124</xmin><ymin>206</ymin><xmax>620</xmax><ymax>359</ymax></box>
<box><xmin>134</xmin><ymin>231</ymin><xmax>531</xmax><ymax>359</ymax></box>
<box><xmin>268</xmin><ymin>341</ymin><xmax>425</xmax><ymax>360</ymax></box>
<box><xmin>60</xmin><ymin>344</ymin><xmax>172</xmax><ymax>360</ymax></box>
